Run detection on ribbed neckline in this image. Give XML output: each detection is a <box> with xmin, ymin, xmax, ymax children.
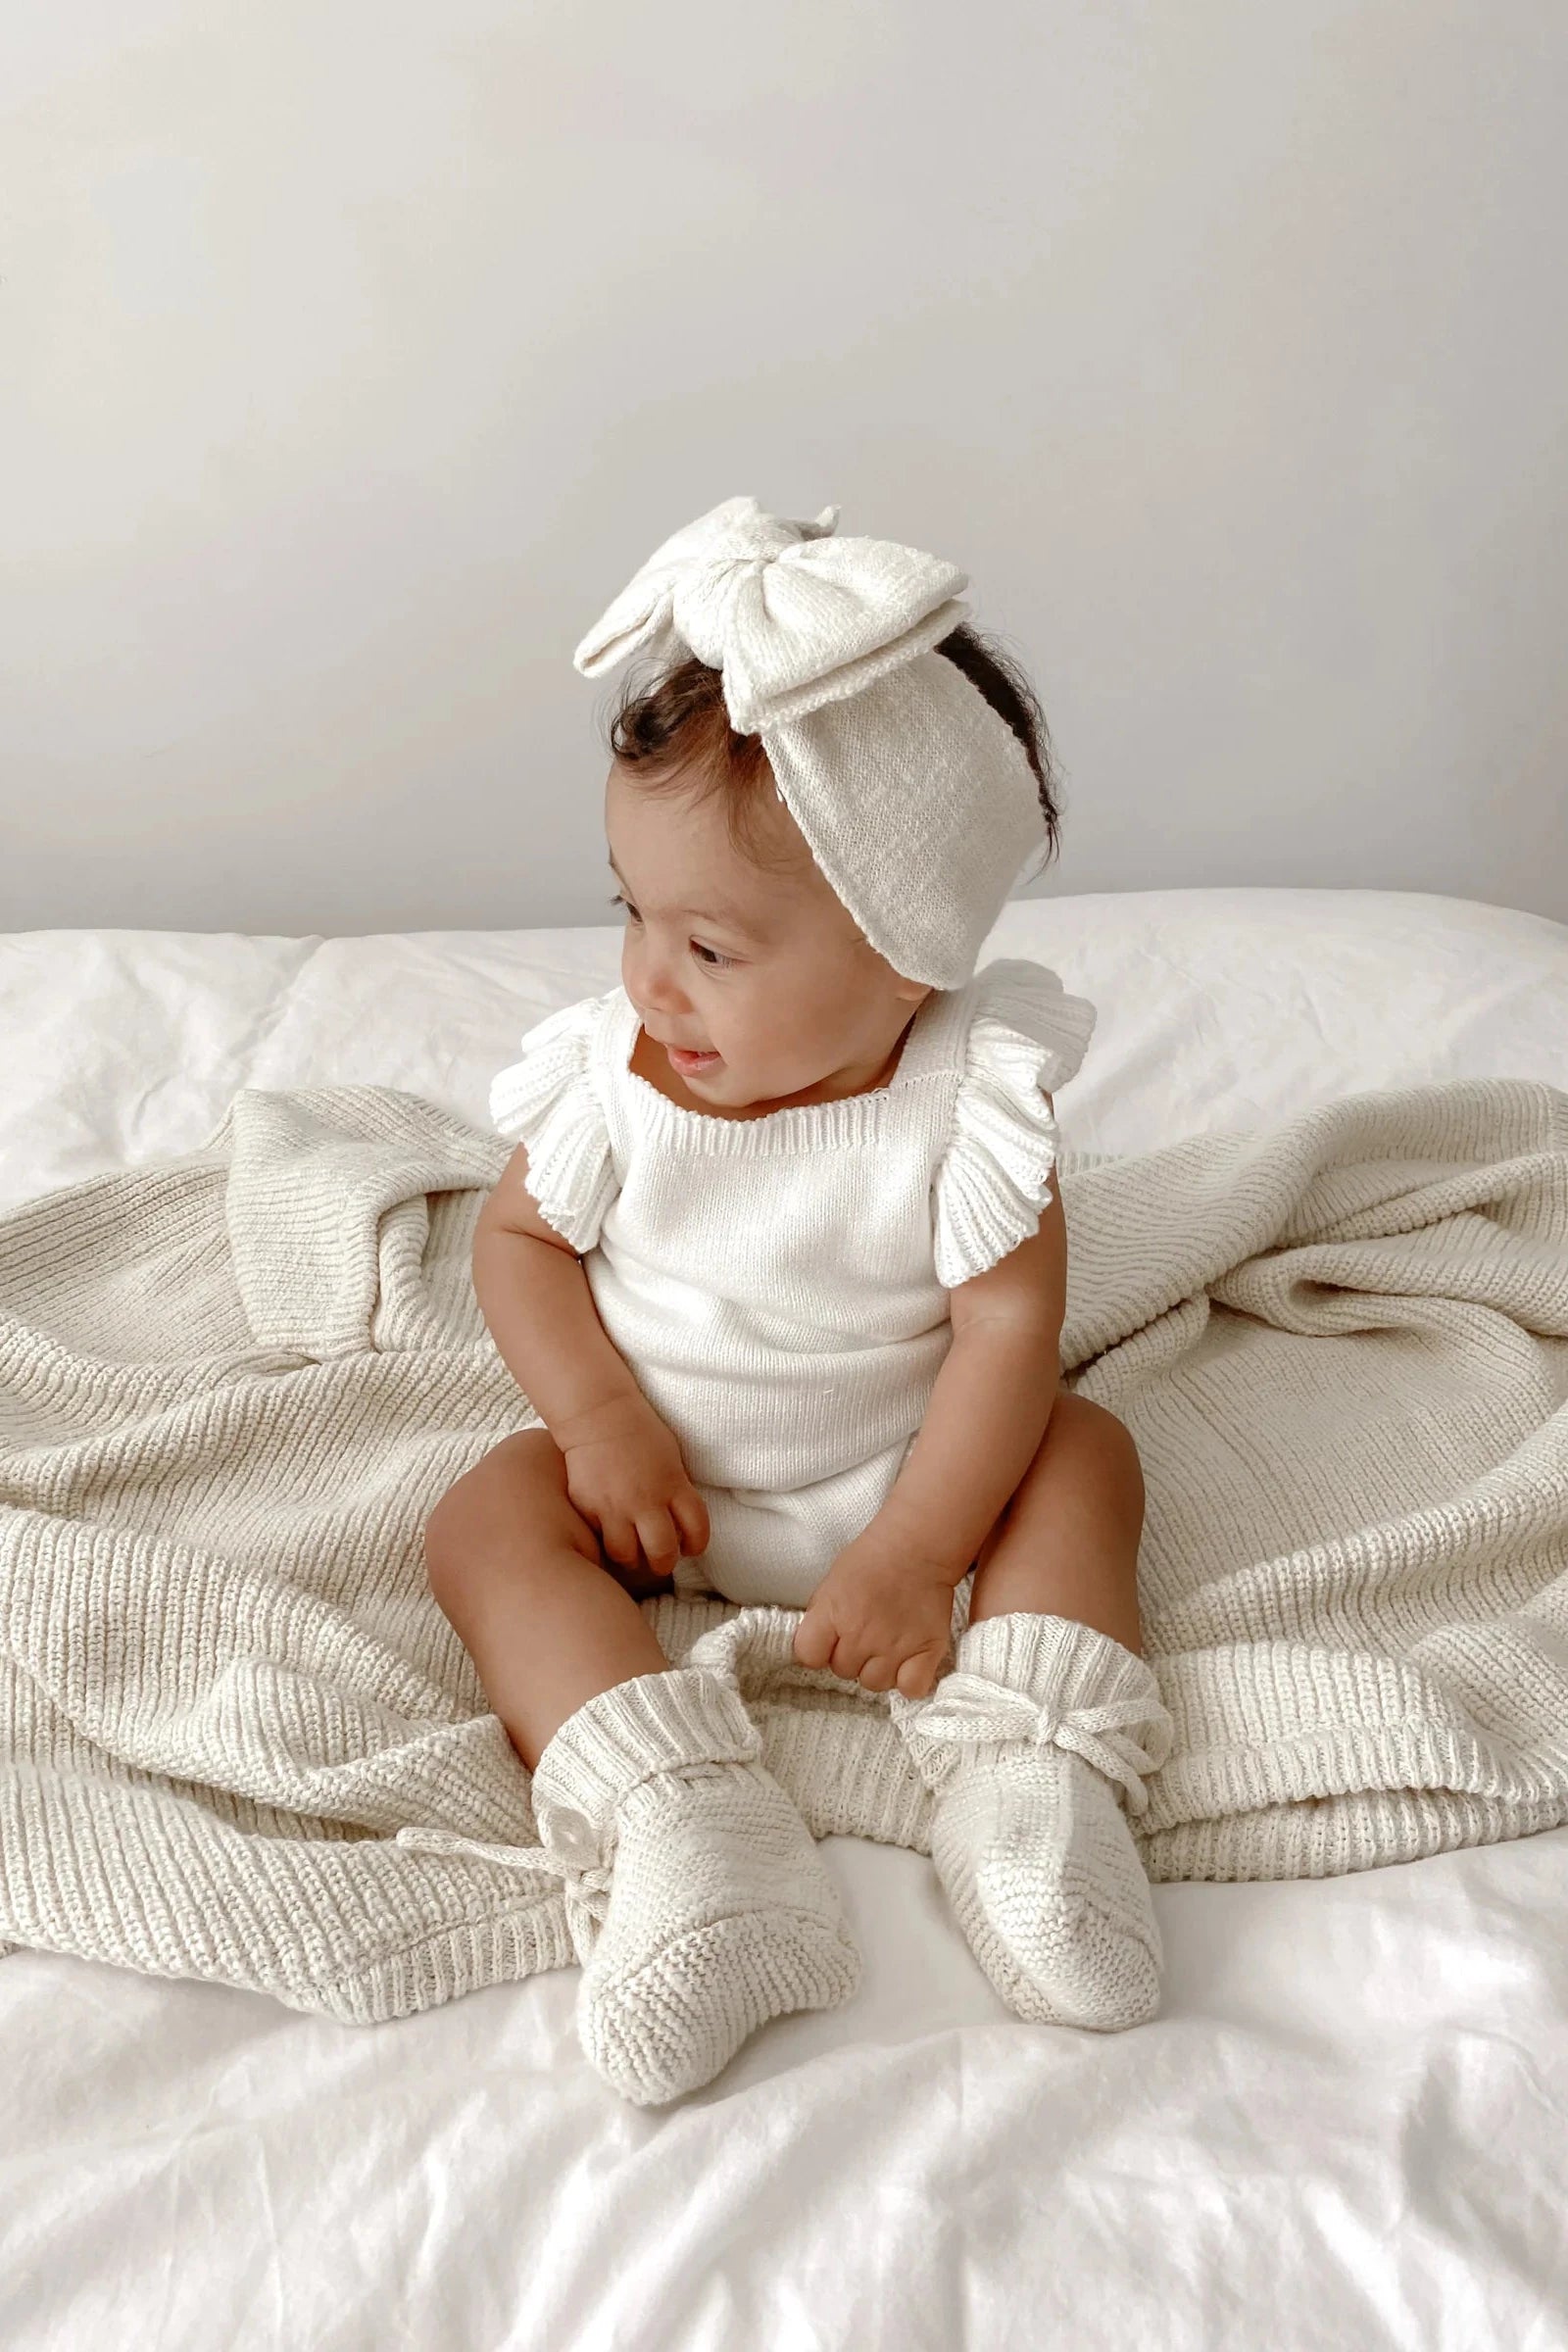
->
<box><xmin>600</xmin><ymin>978</ymin><xmax>970</xmax><ymax>1151</ymax></box>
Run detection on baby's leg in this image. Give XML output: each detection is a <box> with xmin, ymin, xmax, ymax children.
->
<box><xmin>423</xmin><ymin>1426</ymin><xmax>859</xmax><ymax>2105</ymax></box>
<box><xmin>969</xmin><ymin>1391</ymin><xmax>1147</xmax><ymax>1653</ymax></box>
<box><xmin>423</xmin><ymin>1428</ymin><xmax>671</xmax><ymax>1771</ymax></box>
<box><xmin>898</xmin><ymin>1392</ymin><xmax>1171</xmax><ymax>2032</ymax></box>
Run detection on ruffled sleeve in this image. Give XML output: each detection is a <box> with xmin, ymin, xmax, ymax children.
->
<box><xmin>931</xmin><ymin>957</ymin><xmax>1098</xmax><ymax>1290</ymax></box>
<box><xmin>487</xmin><ymin>993</ymin><xmax>619</xmax><ymax>1253</ymax></box>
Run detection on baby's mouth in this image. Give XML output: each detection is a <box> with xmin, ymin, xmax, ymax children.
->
<box><xmin>667</xmin><ymin>1044</ymin><xmax>722</xmax><ymax>1074</ymax></box>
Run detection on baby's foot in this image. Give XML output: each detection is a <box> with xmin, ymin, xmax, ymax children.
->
<box><xmin>531</xmin><ymin>1665</ymin><xmax>861</xmax><ymax>2106</ymax></box>
<box><xmin>929</xmin><ymin>1739</ymin><xmax>1161</xmax><ymax>2028</ymax></box>
<box><xmin>891</xmin><ymin>1611</ymin><xmax>1173</xmax><ymax>2032</ymax></box>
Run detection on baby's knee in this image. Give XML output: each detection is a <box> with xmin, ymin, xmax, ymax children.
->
<box><xmin>422</xmin><ymin>1427</ymin><xmax>586</xmax><ymax>1608</ymax></box>
<box><xmin>1052</xmin><ymin>1393</ymin><xmax>1145</xmax><ymax>1498</ymax></box>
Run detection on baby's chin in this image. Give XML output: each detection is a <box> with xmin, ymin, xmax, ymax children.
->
<box><xmin>688</xmin><ymin>1062</ymin><xmax>773</xmax><ymax>1106</ymax></box>
<box><xmin>682</xmin><ymin>1051</ymin><xmax>822</xmax><ymax>1110</ymax></box>
<box><xmin>721</xmin><ymin>1067</ymin><xmax>859</xmax><ymax>1115</ymax></box>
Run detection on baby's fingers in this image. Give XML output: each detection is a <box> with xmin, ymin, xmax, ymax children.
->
<box><xmin>893</xmin><ymin>1644</ymin><xmax>947</xmax><ymax>1699</ymax></box>
<box><xmin>792</xmin><ymin>1599</ymin><xmax>839</xmax><ymax>1672</ymax></box>
<box><xmin>670</xmin><ymin>1485</ymin><xmax>710</xmax><ymax>1559</ymax></box>
<box><xmin>598</xmin><ymin>1514</ymin><xmax>641</xmax><ymax>1570</ymax></box>
<box><xmin>634</xmin><ymin>1507</ymin><xmax>680</xmax><ymax>1580</ymax></box>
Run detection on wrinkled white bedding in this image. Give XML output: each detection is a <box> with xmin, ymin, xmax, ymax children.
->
<box><xmin>3</xmin><ymin>887</ymin><xmax>1567</xmax><ymax>2352</ymax></box>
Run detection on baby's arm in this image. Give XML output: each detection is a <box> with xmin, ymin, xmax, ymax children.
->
<box><xmin>474</xmin><ymin>1146</ymin><xmax>647</xmax><ymax>1440</ymax></box>
<box><xmin>473</xmin><ymin>1147</ymin><xmax>709</xmax><ymax>1576</ymax></box>
<box><xmin>793</xmin><ymin>1157</ymin><xmax>1065</xmax><ymax>1695</ymax></box>
<box><xmin>875</xmin><ymin>1181</ymin><xmax>1066</xmax><ymax>1579</ymax></box>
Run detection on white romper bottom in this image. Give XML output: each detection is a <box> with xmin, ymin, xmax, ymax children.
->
<box><xmin>488</xmin><ymin>957</ymin><xmax>1097</xmax><ymax>1611</ymax></box>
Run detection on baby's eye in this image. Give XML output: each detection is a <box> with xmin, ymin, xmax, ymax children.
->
<box><xmin>608</xmin><ymin>892</ymin><xmax>732</xmax><ymax>967</ymax></box>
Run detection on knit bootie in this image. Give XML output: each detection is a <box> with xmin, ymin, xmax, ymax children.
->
<box><xmin>888</xmin><ymin>1613</ymin><xmax>1174</xmax><ymax>2032</ymax></box>
<box><xmin>529</xmin><ymin>1664</ymin><xmax>862</xmax><ymax>2106</ymax></box>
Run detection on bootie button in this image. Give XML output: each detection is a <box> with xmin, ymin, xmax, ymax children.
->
<box><xmin>535</xmin><ymin>1801</ymin><xmax>600</xmax><ymax>1867</ymax></box>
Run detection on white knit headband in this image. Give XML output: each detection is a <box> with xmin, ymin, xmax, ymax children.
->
<box><xmin>572</xmin><ymin>494</ymin><xmax>1045</xmax><ymax>989</ymax></box>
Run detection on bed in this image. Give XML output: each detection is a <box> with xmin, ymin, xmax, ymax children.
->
<box><xmin>3</xmin><ymin>885</ymin><xmax>1567</xmax><ymax>2352</ymax></box>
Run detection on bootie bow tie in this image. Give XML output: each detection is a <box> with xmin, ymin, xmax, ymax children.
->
<box><xmin>892</xmin><ymin>1673</ymin><xmax>1166</xmax><ymax>1816</ymax></box>
<box><xmin>394</xmin><ymin>1816</ymin><xmax>614</xmax><ymax>1965</ymax></box>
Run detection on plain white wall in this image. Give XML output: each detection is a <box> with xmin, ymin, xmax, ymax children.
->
<box><xmin>4</xmin><ymin>0</ymin><xmax>1566</xmax><ymax>934</ymax></box>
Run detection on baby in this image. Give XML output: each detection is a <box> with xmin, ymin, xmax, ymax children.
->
<box><xmin>424</xmin><ymin>497</ymin><xmax>1174</xmax><ymax>2106</ymax></box>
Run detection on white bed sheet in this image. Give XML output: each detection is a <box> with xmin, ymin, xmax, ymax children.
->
<box><xmin>3</xmin><ymin>887</ymin><xmax>1567</xmax><ymax>2352</ymax></box>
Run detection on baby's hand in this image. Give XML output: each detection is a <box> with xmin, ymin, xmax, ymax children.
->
<box><xmin>558</xmin><ymin>1394</ymin><xmax>710</xmax><ymax>1590</ymax></box>
<box><xmin>793</xmin><ymin>1527</ymin><xmax>956</xmax><ymax>1698</ymax></box>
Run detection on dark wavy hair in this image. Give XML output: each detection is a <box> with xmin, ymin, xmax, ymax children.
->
<box><xmin>603</xmin><ymin>622</ymin><xmax>1061</xmax><ymax>879</ymax></box>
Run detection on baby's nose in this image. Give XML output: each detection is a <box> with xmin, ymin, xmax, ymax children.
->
<box><xmin>632</xmin><ymin>960</ymin><xmax>689</xmax><ymax>1016</ymax></box>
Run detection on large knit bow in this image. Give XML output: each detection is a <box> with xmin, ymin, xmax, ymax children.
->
<box><xmin>894</xmin><ymin>1673</ymin><xmax>1171</xmax><ymax>1816</ymax></box>
<box><xmin>572</xmin><ymin>493</ymin><xmax>970</xmax><ymax>734</ymax></box>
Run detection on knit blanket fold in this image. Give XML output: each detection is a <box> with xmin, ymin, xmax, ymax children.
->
<box><xmin>2</xmin><ymin>1078</ymin><xmax>1565</xmax><ymax>2023</ymax></box>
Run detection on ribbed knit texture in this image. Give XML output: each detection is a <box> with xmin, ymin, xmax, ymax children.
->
<box><xmin>1</xmin><ymin>1074</ymin><xmax>1567</xmax><ymax>2022</ymax></box>
<box><xmin>529</xmin><ymin>1664</ymin><xmax>860</xmax><ymax>2104</ymax></box>
<box><xmin>489</xmin><ymin>959</ymin><xmax>1095</xmax><ymax>1609</ymax></box>
<box><xmin>891</xmin><ymin>1613</ymin><xmax>1172</xmax><ymax>2030</ymax></box>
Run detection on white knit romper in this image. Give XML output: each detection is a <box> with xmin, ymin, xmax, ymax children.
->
<box><xmin>488</xmin><ymin>956</ymin><xmax>1097</xmax><ymax>1611</ymax></box>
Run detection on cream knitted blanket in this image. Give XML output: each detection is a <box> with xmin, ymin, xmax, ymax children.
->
<box><xmin>2</xmin><ymin>1079</ymin><xmax>1566</xmax><ymax>2023</ymax></box>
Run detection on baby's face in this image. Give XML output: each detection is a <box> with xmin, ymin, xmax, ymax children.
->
<box><xmin>606</xmin><ymin>760</ymin><xmax>930</xmax><ymax>1112</ymax></box>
